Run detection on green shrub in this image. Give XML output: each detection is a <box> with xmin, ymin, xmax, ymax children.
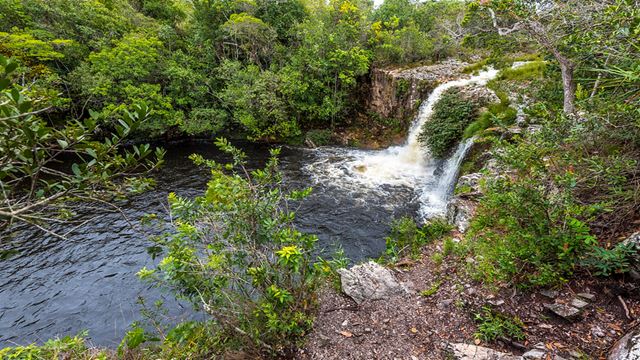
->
<box><xmin>431</xmin><ymin>252</ymin><xmax>444</xmax><ymax>266</ymax></box>
<box><xmin>474</xmin><ymin>307</ymin><xmax>525</xmax><ymax>342</ymax></box>
<box><xmin>463</xmin><ymin>104</ymin><xmax>517</xmax><ymax>139</ymax></box>
<box><xmin>443</xmin><ymin>238</ymin><xmax>465</xmax><ymax>257</ymax></box>
<box><xmin>463</xmin><ymin>111</ymin><xmax>494</xmax><ymax>139</ymax></box>
<box><xmin>383</xmin><ymin>217</ymin><xmax>452</xmax><ymax>262</ymax></box>
<box><xmin>582</xmin><ymin>242</ymin><xmax>638</xmax><ymax>276</ymax></box>
<box><xmin>396</xmin><ymin>78</ymin><xmax>410</xmax><ymax>97</ymax></box>
<box><xmin>462</xmin><ymin>58</ymin><xmax>491</xmax><ymax>74</ymax></box>
<box><xmin>465</xmin><ymin>111</ymin><xmax>640</xmax><ymax>288</ymax></box>
<box><xmin>463</xmin><ymin>78</ymin><xmax>517</xmax><ymax>139</ymax></box>
<box><xmin>468</xmin><ymin>171</ymin><xmax>598</xmax><ymax>288</ymax></box>
<box><xmin>139</xmin><ymin>138</ymin><xmax>334</xmax><ymax>357</ymax></box>
<box><xmin>420</xmin><ymin>279</ymin><xmax>443</xmax><ymax>297</ymax></box>
<box><xmin>418</xmin><ymin>88</ymin><xmax>477</xmax><ymax>158</ymax></box>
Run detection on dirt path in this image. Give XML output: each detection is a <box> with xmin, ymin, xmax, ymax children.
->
<box><xmin>298</xmin><ymin>240</ymin><xmax>639</xmax><ymax>359</ymax></box>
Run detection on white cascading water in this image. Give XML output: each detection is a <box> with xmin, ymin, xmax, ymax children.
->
<box><xmin>304</xmin><ymin>67</ymin><xmax>501</xmax><ymax>219</ymax></box>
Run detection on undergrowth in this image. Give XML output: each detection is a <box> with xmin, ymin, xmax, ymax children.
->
<box><xmin>383</xmin><ymin>216</ymin><xmax>452</xmax><ymax>262</ymax></box>
<box><xmin>474</xmin><ymin>307</ymin><xmax>525</xmax><ymax>342</ymax></box>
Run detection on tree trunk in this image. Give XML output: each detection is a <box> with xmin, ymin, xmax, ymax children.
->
<box><xmin>559</xmin><ymin>58</ymin><xmax>576</xmax><ymax>115</ymax></box>
<box><xmin>526</xmin><ymin>21</ymin><xmax>577</xmax><ymax>115</ymax></box>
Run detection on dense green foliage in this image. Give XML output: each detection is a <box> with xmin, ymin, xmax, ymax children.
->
<box><xmin>0</xmin><ymin>0</ymin><xmax>467</xmax><ymax>142</ymax></box>
<box><xmin>137</xmin><ymin>139</ymin><xmax>341</xmax><ymax>357</ymax></box>
<box><xmin>0</xmin><ymin>332</ymin><xmax>108</xmax><ymax>359</ymax></box>
<box><xmin>455</xmin><ymin>0</ymin><xmax>640</xmax><ymax>289</ymax></box>
<box><xmin>1</xmin><ymin>0</ymin><xmax>639</xmax><ymax>356</ymax></box>
<box><xmin>418</xmin><ymin>89</ymin><xmax>477</xmax><ymax>158</ymax></box>
<box><xmin>0</xmin><ymin>54</ymin><xmax>164</xmax><ymax>239</ymax></box>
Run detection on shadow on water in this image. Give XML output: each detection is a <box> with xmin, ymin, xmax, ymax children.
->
<box><xmin>0</xmin><ymin>140</ymin><xmax>418</xmax><ymax>347</ymax></box>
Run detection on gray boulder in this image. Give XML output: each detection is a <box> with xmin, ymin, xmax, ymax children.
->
<box><xmin>608</xmin><ymin>328</ymin><xmax>640</xmax><ymax>360</ymax></box>
<box><xmin>337</xmin><ymin>261</ymin><xmax>404</xmax><ymax>304</ymax></box>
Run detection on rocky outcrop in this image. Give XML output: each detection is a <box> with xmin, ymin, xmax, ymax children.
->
<box><xmin>446</xmin><ymin>197</ymin><xmax>476</xmax><ymax>233</ymax></box>
<box><xmin>367</xmin><ymin>60</ymin><xmax>467</xmax><ymax>121</ymax></box>
<box><xmin>448</xmin><ymin>343</ymin><xmax>521</xmax><ymax>360</ymax></box>
<box><xmin>337</xmin><ymin>261</ymin><xmax>405</xmax><ymax>304</ymax></box>
<box><xmin>458</xmin><ymin>84</ymin><xmax>500</xmax><ymax>108</ymax></box>
<box><xmin>608</xmin><ymin>328</ymin><xmax>640</xmax><ymax>360</ymax></box>
<box><xmin>521</xmin><ymin>343</ymin><xmax>569</xmax><ymax>360</ymax></box>
<box><xmin>622</xmin><ymin>232</ymin><xmax>640</xmax><ymax>281</ymax></box>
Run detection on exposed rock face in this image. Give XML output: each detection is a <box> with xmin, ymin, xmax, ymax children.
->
<box><xmin>456</xmin><ymin>173</ymin><xmax>484</xmax><ymax>196</ymax></box>
<box><xmin>337</xmin><ymin>261</ymin><xmax>404</xmax><ymax>304</ymax></box>
<box><xmin>622</xmin><ymin>232</ymin><xmax>640</xmax><ymax>250</ymax></box>
<box><xmin>622</xmin><ymin>232</ymin><xmax>640</xmax><ymax>281</ymax></box>
<box><xmin>448</xmin><ymin>343</ymin><xmax>522</xmax><ymax>360</ymax></box>
<box><xmin>608</xmin><ymin>328</ymin><xmax>640</xmax><ymax>360</ymax></box>
<box><xmin>458</xmin><ymin>84</ymin><xmax>500</xmax><ymax>107</ymax></box>
<box><xmin>446</xmin><ymin>197</ymin><xmax>476</xmax><ymax>233</ymax></box>
<box><xmin>367</xmin><ymin>60</ymin><xmax>467</xmax><ymax>121</ymax></box>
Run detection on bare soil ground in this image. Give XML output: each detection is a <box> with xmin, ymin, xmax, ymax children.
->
<box><xmin>297</xmin><ymin>239</ymin><xmax>640</xmax><ymax>360</ymax></box>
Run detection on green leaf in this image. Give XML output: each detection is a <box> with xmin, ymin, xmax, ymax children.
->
<box><xmin>0</xmin><ymin>78</ymin><xmax>9</xmax><ymax>91</ymax></box>
<box><xmin>71</xmin><ymin>163</ymin><xmax>82</xmax><ymax>177</ymax></box>
<box><xmin>5</xmin><ymin>61</ymin><xmax>18</xmax><ymax>74</ymax></box>
<box><xmin>57</xmin><ymin>139</ymin><xmax>69</xmax><ymax>149</ymax></box>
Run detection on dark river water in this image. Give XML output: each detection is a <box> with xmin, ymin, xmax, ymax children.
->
<box><xmin>0</xmin><ymin>141</ymin><xmax>420</xmax><ymax>347</ymax></box>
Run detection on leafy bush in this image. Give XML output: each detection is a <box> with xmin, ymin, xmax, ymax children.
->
<box><xmin>463</xmin><ymin>100</ymin><xmax>517</xmax><ymax>139</ymax></box>
<box><xmin>582</xmin><ymin>242</ymin><xmax>638</xmax><ymax>276</ymax></box>
<box><xmin>383</xmin><ymin>216</ymin><xmax>452</xmax><ymax>262</ymax></box>
<box><xmin>418</xmin><ymin>88</ymin><xmax>477</xmax><ymax>158</ymax></box>
<box><xmin>466</xmin><ymin>110</ymin><xmax>639</xmax><ymax>288</ymax></box>
<box><xmin>140</xmin><ymin>139</ymin><xmax>333</xmax><ymax>357</ymax></box>
<box><xmin>474</xmin><ymin>307</ymin><xmax>525</xmax><ymax>342</ymax></box>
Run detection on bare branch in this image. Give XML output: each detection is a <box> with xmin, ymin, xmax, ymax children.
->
<box><xmin>486</xmin><ymin>8</ymin><xmax>524</xmax><ymax>36</ymax></box>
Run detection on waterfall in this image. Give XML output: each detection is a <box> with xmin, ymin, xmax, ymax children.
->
<box><xmin>418</xmin><ymin>137</ymin><xmax>476</xmax><ymax>218</ymax></box>
<box><xmin>304</xmin><ymin>67</ymin><xmax>505</xmax><ymax>219</ymax></box>
<box><xmin>400</xmin><ymin>68</ymin><xmax>498</xmax><ymax>165</ymax></box>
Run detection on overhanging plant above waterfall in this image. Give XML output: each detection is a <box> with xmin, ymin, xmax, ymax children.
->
<box><xmin>417</xmin><ymin>88</ymin><xmax>478</xmax><ymax>158</ymax></box>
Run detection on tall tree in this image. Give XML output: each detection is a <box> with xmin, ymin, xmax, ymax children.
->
<box><xmin>467</xmin><ymin>0</ymin><xmax>607</xmax><ymax>114</ymax></box>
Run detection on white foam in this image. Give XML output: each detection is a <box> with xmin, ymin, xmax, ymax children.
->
<box><xmin>303</xmin><ymin>68</ymin><xmax>503</xmax><ymax>219</ymax></box>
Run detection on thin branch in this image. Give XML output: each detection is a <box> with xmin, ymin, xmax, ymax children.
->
<box><xmin>486</xmin><ymin>8</ymin><xmax>524</xmax><ymax>36</ymax></box>
<box><xmin>0</xmin><ymin>106</ymin><xmax>53</xmax><ymax>121</ymax></box>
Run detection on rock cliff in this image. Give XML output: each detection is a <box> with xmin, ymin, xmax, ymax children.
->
<box><xmin>366</xmin><ymin>60</ymin><xmax>468</xmax><ymax>122</ymax></box>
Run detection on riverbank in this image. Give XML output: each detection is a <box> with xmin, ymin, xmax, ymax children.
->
<box><xmin>299</xmin><ymin>233</ymin><xmax>640</xmax><ymax>359</ymax></box>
